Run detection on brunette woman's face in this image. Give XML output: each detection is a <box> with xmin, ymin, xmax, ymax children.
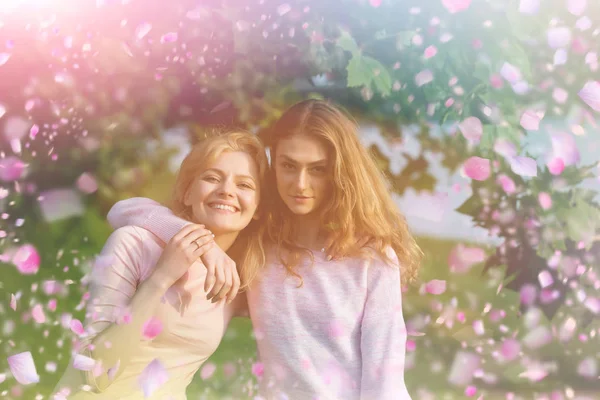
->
<box><xmin>274</xmin><ymin>134</ymin><xmax>331</xmax><ymax>216</ymax></box>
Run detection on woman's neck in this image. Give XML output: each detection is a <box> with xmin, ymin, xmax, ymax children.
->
<box><xmin>292</xmin><ymin>213</ymin><xmax>324</xmax><ymax>251</ymax></box>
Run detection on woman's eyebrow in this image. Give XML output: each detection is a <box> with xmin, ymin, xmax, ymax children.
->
<box><xmin>279</xmin><ymin>155</ymin><xmax>328</xmax><ymax>166</ymax></box>
<box><xmin>204</xmin><ymin>168</ymin><xmax>256</xmax><ymax>182</ymax></box>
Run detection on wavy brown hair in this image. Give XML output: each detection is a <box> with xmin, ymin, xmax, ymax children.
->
<box><xmin>170</xmin><ymin>130</ymin><xmax>268</xmax><ymax>290</ymax></box>
<box><xmin>262</xmin><ymin>99</ymin><xmax>422</xmax><ymax>284</ymax></box>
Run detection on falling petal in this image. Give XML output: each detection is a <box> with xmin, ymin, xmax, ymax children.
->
<box><xmin>522</xmin><ymin>326</ymin><xmax>552</xmax><ymax>349</ymax></box>
<box><xmin>547</xmin><ymin>157</ymin><xmax>565</xmax><ymax>175</ymax></box>
<box><xmin>463</xmin><ymin>157</ymin><xmax>491</xmax><ymax>181</ymax></box>
<box><xmin>519</xmin><ymin>365</ymin><xmax>549</xmax><ymax>382</ymax></box>
<box><xmin>551</xmin><ymin>132</ymin><xmax>580</xmax><ymax>166</ymax></box>
<box><xmin>538</xmin><ymin>270</ymin><xmax>554</xmax><ymax>288</ymax></box>
<box><xmin>547</xmin><ymin>27</ymin><xmax>572</xmax><ymax>48</ymax></box>
<box><xmin>135</xmin><ymin>23</ymin><xmax>152</xmax><ymax>40</ymax></box>
<box><xmin>448</xmin><ymin>244</ymin><xmax>486</xmax><ymax>273</ymax></box>
<box><xmin>500</xmin><ymin>62</ymin><xmax>522</xmax><ymax>84</ymax></box>
<box><xmin>508</xmin><ymin>156</ymin><xmax>537</xmax><ymax>177</ymax></box>
<box><xmin>7</xmin><ymin>352</ymin><xmax>40</xmax><ymax>385</ymax></box>
<box><xmin>38</xmin><ymin>188</ymin><xmax>84</xmax><ymax>222</ymax></box>
<box><xmin>538</xmin><ymin>192</ymin><xmax>552</xmax><ymax>210</ymax></box>
<box><xmin>142</xmin><ymin>317</ymin><xmax>163</xmax><ymax>340</ymax></box>
<box><xmin>567</xmin><ymin>0</ymin><xmax>587</xmax><ymax>16</ymax></box>
<box><xmin>448</xmin><ymin>351</ymin><xmax>480</xmax><ymax>386</ymax></box>
<box><xmin>0</xmin><ymin>53</ymin><xmax>10</xmax><ymax>66</ymax></box>
<box><xmin>441</xmin><ymin>0</ymin><xmax>472</xmax><ymax>14</ymax></box>
<box><xmin>577</xmin><ymin>357</ymin><xmax>597</xmax><ymax>379</ymax></box>
<box><xmin>415</xmin><ymin>69</ymin><xmax>433</xmax><ymax>86</ymax></box>
<box><xmin>558</xmin><ymin>317</ymin><xmax>577</xmax><ymax>342</ymax></box>
<box><xmin>200</xmin><ymin>362</ymin><xmax>216</xmax><ymax>380</ymax></box>
<box><xmin>425</xmin><ymin>279</ymin><xmax>447</xmax><ymax>295</ymax></box>
<box><xmin>73</xmin><ymin>354</ymin><xmax>96</xmax><ymax>371</ymax></box>
<box><xmin>76</xmin><ymin>173</ymin><xmax>98</xmax><ymax>194</ymax></box>
<box><xmin>29</xmin><ymin>124</ymin><xmax>39</xmax><ymax>139</ymax></box>
<box><xmin>424</xmin><ymin>45</ymin><xmax>438</xmax><ymax>59</ymax></box>
<box><xmin>519</xmin><ymin>0</ymin><xmax>539</xmax><ymax>14</ymax></box>
<box><xmin>520</xmin><ymin>110</ymin><xmax>543</xmax><ymax>130</ymax></box>
<box><xmin>70</xmin><ymin>319</ymin><xmax>85</xmax><ymax>336</ymax></box>
<box><xmin>277</xmin><ymin>3</ymin><xmax>291</xmax><ymax>15</ymax></box>
<box><xmin>553</xmin><ymin>87</ymin><xmax>569</xmax><ymax>104</ymax></box>
<box><xmin>160</xmin><ymin>32</ymin><xmax>178</xmax><ymax>43</ymax></box>
<box><xmin>493</xmin><ymin>138</ymin><xmax>517</xmax><ymax>158</ymax></box>
<box><xmin>12</xmin><ymin>244</ymin><xmax>40</xmax><ymax>275</ymax></box>
<box><xmin>458</xmin><ymin>116</ymin><xmax>483</xmax><ymax>143</ymax></box>
<box><xmin>251</xmin><ymin>362</ymin><xmax>264</xmax><ymax>378</ymax></box>
<box><xmin>138</xmin><ymin>359</ymin><xmax>168</xmax><ymax>397</ymax></box>
<box><xmin>578</xmin><ymin>81</ymin><xmax>600</xmax><ymax>112</ymax></box>
<box><xmin>4</xmin><ymin>116</ymin><xmax>32</xmax><ymax>141</ymax></box>
<box><xmin>500</xmin><ymin>339</ymin><xmax>521</xmax><ymax>362</ymax></box>
<box><xmin>31</xmin><ymin>304</ymin><xmax>46</xmax><ymax>323</ymax></box>
<box><xmin>554</xmin><ymin>49</ymin><xmax>568</xmax><ymax>65</ymax></box>
<box><xmin>10</xmin><ymin>293</ymin><xmax>17</xmax><ymax>310</ymax></box>
<box><xmin>497</xmin><ymin>174</ymin><xmax>516</xmax><ymax>194</ymax></box>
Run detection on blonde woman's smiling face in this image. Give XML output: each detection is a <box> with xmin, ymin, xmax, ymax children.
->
<box><xmin>185</xmin><ymin>151</ymin><xmax>260</xmax><ymax>235</ymax></box>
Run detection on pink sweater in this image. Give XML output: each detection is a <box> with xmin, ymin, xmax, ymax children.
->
<box><xmin>56</xmin><ymin>226</ymin><xmax>233</xmax><ymax>399</ymax></box>
<box><xmin>108</xmin><ymin>198</ymin><xmax>412</xmax><ymax>400</ymax></box>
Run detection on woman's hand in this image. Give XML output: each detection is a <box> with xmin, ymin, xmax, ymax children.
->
<box><xmin>150</xmin><ymin>224</ymin><xmax>214</xmax><ymax>289</ymax></box>
<box><xmin>200</xmin><ymin>246</ymin><xmax>240</xmax><ymax>304</ymax></box>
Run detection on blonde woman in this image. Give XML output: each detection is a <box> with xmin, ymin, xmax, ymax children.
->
<box><xmin>53</xmin><ymin>131</ymin><xmax>268</xmax><ymax>399</ymax></box>
<box><xmin>109</xmin><ymin>99</ymin><xmax>421</xmax><ymax>399</ymax></box>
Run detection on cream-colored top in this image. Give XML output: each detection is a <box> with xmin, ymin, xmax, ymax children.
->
<box><xmin>54</xmin><ymin>226</ymin><xmax>233</xmax><ymax>400</ymax></box>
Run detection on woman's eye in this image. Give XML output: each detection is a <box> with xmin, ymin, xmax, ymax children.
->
<box><xmin>282</xmin><ymin>162</ymin><xmax>294</xmax><ymax>169</ymax></box>
<box><xmin>312</xmin><ymin>166</ymin><xmax>326</xmax><ymax>173</ymax></box>
<box><xmin>239</xmin><ymin>183</ymin><xmax>254</xmax><ymax>189</ymax></box>
<box><xmin>204</xmin><ymin>176</ymin><xmax>219</xmax><ymax>183</ymax></box>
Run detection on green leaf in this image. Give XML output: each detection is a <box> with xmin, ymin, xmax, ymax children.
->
<box><xmin>346</xmin><ymin>55</ymin><xmax>392</xmax><ymax>96</ymax></box>
<box><xmin>455</xmin><ymin>194</ymin><xmax>482</xmax><ymax>217</ymax></box>
<box><xmin>337</xmin><ymin>30</ymin><xmax>360</xmax><ymax>54</ymax></box>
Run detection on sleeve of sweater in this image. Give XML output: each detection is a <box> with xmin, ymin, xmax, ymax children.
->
<box><xmin>107</xmin><ymin>197</ymin><xmax>190</xmax><ymax>245</ymax></box>
<box><xmin>360</xmin><ymin>249</ymin><xmax>411</xmax><ymax>400</ymax></box>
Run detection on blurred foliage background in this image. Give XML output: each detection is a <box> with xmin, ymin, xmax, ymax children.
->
<box><xmin>1</xmin><ymin>0</ymin><xmax>600</xmax><ymax>398</ymax></box>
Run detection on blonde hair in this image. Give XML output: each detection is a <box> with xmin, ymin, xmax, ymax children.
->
<box><xmin>262</xmin><ymin>99</ymin><xmax>422</xmax><ymax>284</ymax></box>
<box><xmin>171</xmin><ymin>130</ymin><xmax>268</xmax><ymax>290</ymax></box>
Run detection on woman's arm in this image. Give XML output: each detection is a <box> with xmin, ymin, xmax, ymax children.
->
<box><xmin>55</xmin><ymin>225</ymin><xmax>213</xmax><ymax>394</ymax></box>
<box><xmin>107</xmin><ymin>198</ymin><xmax>240</xmax><ymax>303</ymax></box>
<box><xmin>360</xmin><ymin>255</ymin><xmax>411</xmax><ymax>400</ymax></box>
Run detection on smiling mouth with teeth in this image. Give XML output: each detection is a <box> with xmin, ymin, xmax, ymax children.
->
<box><xmin>209</xmin><ymin>203</ymin><xmax>239</xmax><ymax>213</ymax></box>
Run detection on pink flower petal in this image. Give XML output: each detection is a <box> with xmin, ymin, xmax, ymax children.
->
<box><xmin>448</xmin><ymin>244</ymin><xmax>486</xmax><ymax>273</ymax></box>
<box><xmin>458</xmin><ymin>116</ymin><xmax>483</xmax><ymax>143</ymax></box>
<box><xmin>200</xmin><ymin>362</ymin><xmax>216</xmax><ymax>380</ymax></box>
<box><xmin>463</xmin><ymin>157</ymin><xmax>491</xmax><ymax>181</ymax></box>
<box><xmin>160</xmin><ymin>32</ymin><xmax>178</xmax><ymax>43</ymax></box>
<box><xmin>519</xmin><ymin>0</ymin><xmax>539</xmax><ymax>14</ymax></box>
<box><xmin>10</xmin><ymin>294</ymin><xmax>16</xmax><ymax>310</ymax></box>
<box><xmin>522</xmin><ymin>326</ymin><xmax>552</xmax><ymax>349</ymax></box>
<box><xmin>251</xmin><ymin>362</ymin><xmax>264</xmax><ymax>378</ymax></box>
<box><xmin>538</xmin><ymin>192</ymin><xmax>552</xmax><ymax>210</ymax></box>
<box><xmin>31</xmin><ymin>304</ymin><xmax>45</xmax><ymax>324</ymax></box>
<box><xmin>500</xmin><ymin>62</ymin><xmax>522</xmax><ymax>84</ymax></box>
<box><xmin>0</xmin><ymin>156</ymin><xmax>27</xmax><ymax>182</ymax></box>
<box><xmin>7</xmin><ymin>351</ymin><xmax>40</xmax><ymax>385</ymax></box>
<box><xmin>493</xmin><ymin>138</ymin><xmax>517</xmax><ymax>158</ymax></box>
<box><xmin>138</xmin><ymin>359</ymin><xmax>169</xmax><ymax>398</ymax></box>
<box><xmin>70</xmin><ymin>319</ymin><xmax>85</xmax><ymax>336</ymax></box>
<box><xmin>500</xmin><ymin>339</ymin><xmax>521</xmax><ymax>361</ymax></box>
<box><xmin>441</xmin><ymin>0</ymin><xmax>472</xmax><ymax>13</ymax></box>
<box><xmin>547</xmin><ymin>27</ymin><xmax>572</xmax><ymax>48</ymax></box>
<box><xmin>4</xmin><ymin>116</ymin><xmax>31</xmax><ymax>141</ymax></box>
<box><xmin>538</xmin><ymin>270</ymin><xmax>554</xmax><ymax>288</ymax></box>
<box><xmin>0</xmin><ymin>53</ymin><xmax>10</xmax><ymax>66</ymax></box>
<box><xmin>415</xmin><ymin>69</ymin><xmax>433</xmax><ymax>86</ymax></box>
<box><xmin>551</xmin><ymin>132</ymin><xmax>580</xmax><ymax>166</ymax></box>
<box><xmin>578</xmin><ymin>81</ymin><xmax>600</xmax><ymax>112</ymax></box>
<box><xmin>73</xmin><ymin>354</ymin><xmax>96</xmax><ymax>371</ymax></box>
<box><xmin>448</xmin><ymin>351</ymin><xmax>480</xmax><ymax>386</ymax></box>
<box><xmin>558</xmin><ymin>317</ymin><xmax>577</xmax><ymax>342</ymax></box>
<box><xmin>520</xmin><ymin>110</ymin><xmax>543</xmax><ymax>130</ymax></box>
<box><xmin>567</xmin><ymin>0</ymin><xmax>587</xmax><ymax>16</ymax></box>
<box><xmin>547</xmin><ymin>157</ymin><xmax>565</xmax><ymax>175</ymax></box>
<box><xmin>76</xmin><ymin>173</ymin><xmax>98</xmax><ymax>194</ymax></box>
<box><xmin>508</xmin><ymin>156</ymin><xmax>537</xmax><ymax>177</ymax></box>
<box><xmin>577</xmin><ymin>357</ymin><xmax>597</xmax><ymax>379</ymax></box>
<box><xmin>424</xmin><ymin>45</ymin><xmax>437</xmax><ymax>59</ymax></box>
<box><xmin>553</xmin><ymin>87</ymin><xmax>569</xmax><ymax>104</ymax></box>
<box><xmin>142</xmin><ymin>317</ymin><xmax>163</xmax><ymax>340</ymax></box>
<box><xmin>519</xmin><ymin>365</ymin><xmax>549</xmax><ymax>382</ymax></box>
<box><xmin>425</xmin><ymin>279</ymin><xmax>447</xmax><ymax>295</ymax></box>
<box><xmin>12</xmin><ymin>244</ymin><xmax>40</xmax><ymax>275</ymax></box>
<box><xmin>497</xmin><ymin>174</ymin><xmax>516</xmax><ymax>194</ymax></box>
<box><xmin>38</xmin><ymin>188</ymin><xmax>84</xmax><ymax>222</ymax></box>
<box><xmin>135</xmin><ymin>23</ymin><xmax>152</xmax><ymax>40</ymax></box>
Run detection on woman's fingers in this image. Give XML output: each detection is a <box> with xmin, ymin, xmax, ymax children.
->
<box><xmin>226</xmin><ymin>266</ymin><xmax>241</xmax><ymax>304</ymax></box>
<box><xmin>207</xmin><ymin>263</ymin><xmax>227</xmax><ymax>302</ymax></box>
